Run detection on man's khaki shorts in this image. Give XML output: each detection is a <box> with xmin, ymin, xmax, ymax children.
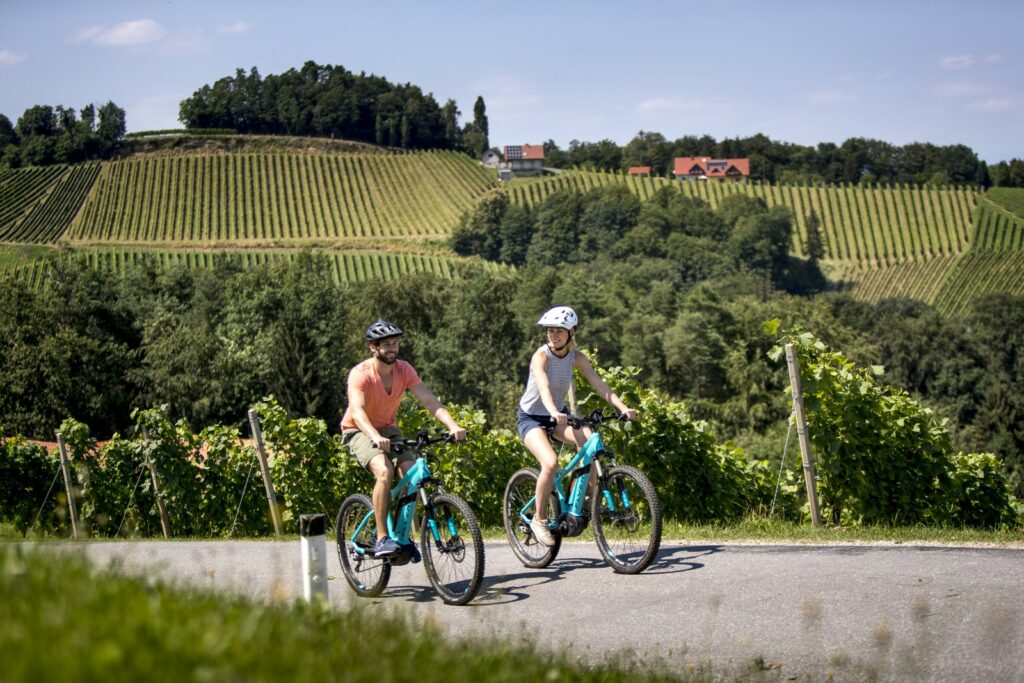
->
<box><xmin>341</xmin><ymin>427</ymin><xmax>416</xmax><ymax>469</ymax></box>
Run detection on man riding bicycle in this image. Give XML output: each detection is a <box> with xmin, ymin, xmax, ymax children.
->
<box><xmin>340</xmin><ymin>319</ymin><xmax>466</xmax><ymax>558</ymax></box>
<box><xmin>517</xmin><ymin>306</ymin><xmax>637</xmax><ymax>546</ymax></box>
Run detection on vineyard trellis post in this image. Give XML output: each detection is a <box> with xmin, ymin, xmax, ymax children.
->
<box><xmin>141</xmin><ymin>427</ymin><xmax>172</xmax><ymax>539</ymax></box>
<box><xmin>55</xmin><ymin>432</ymin><xmax>80</xmax><ymax>539</ymax></box>
<box><xmin>248</xmin><ymin>408</ymin><xmax>284</xmax><ymax>535</ymax></box>
<box><xmin>784</xmin><ymin>343</ymin><xmax>822</xmax><ymax>526</ymax></box>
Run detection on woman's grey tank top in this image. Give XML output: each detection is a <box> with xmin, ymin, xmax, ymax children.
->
<box><xmin>519</xmin><ymin>345</ymin><xmax>576</xmax><ymax>415</ymax></box>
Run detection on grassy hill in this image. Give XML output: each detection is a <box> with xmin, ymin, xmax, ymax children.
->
<box><xmin>505</xmin><ymin>170</ymin><xmax>976</xmax><ymax>263</ymax></box>
<box><xmin>1</xmin><ymin>139</ymin><xmax>1022</xmax><ymax>308</ymax></box>
<box><xmin>7</xmin><ymin>246</ymin><xmax>504</xmax><ymax>289</ymax></box>
<box><xmin>505</xmin><ymin>171</ymin><xmax>1023</xmax><ymax>311</ymax></box>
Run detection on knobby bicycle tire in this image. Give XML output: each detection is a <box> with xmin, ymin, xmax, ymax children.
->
<box><xmin>503</xmin><ymin>467</ymin><xmax>562</xmax><ymax>568</ymax></box>
<box><xmin>592</xmin><ymin>465</ymin><xmax>662</xmax><ymax>574</ymax></box>
<box><xmin>336</xmin><ymin>493</ymin><xmax>391</xmax><ymax>597</ymax></box>
<box><xmin>420</xmin><ymin>492</ymin><xmax>485</xmax><ymax>605</ymax></box>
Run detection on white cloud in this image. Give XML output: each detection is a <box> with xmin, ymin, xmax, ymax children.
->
<box><xmin>0</xmin><ymin>49</ymin><xmax>27</xmax><ymax>67</ymax></box>
<box><xmin>939</xmin><ymin>54</ymin><xmax>976</xmax><ymax>69</ymax></box>
<box><xmin>933</xmin><ymin>82</ymin><xmax>991</xmax><ymax>98</ymax></box>
<box><xmin>968</xmin><ymin>98</ymin><xmax>1012</xmax><ymax>112</ymax></box>
<box><xmin>217</xmin><ymin>21</ymin><xmax>253</xmax><ymax>35</ymax></box>
<box><xmin>70</xmin><ymin>19</ymin><xmax>165</xmax><ymax>47</ymax></box>
<box><xmin>68</xmin><ymin>26</ymin><xmax>103</xmax><ymax>44</ymax></box>
<box><xmin>807</xmin><ymin>89</ymin><xmax>859</xmax><ymax>104</ymax></box>
<box><xmin>633</xmin><ymin>96</ymin><xmax>731</xmax><ymax>114</ymax></box>
<box><xmin>982</xmin><ymin>54</ymin><xmax>1002</xmax><ymax>64</ymax></box>
<box><xmin>474</xmin><ymin>77</ymin><xmax>541</xmax><ymax>113</ymax></box>
<box><xmin>155</xmin><ymin>29</ymin><xmax>211</xmax><ymax>56</ymax></box>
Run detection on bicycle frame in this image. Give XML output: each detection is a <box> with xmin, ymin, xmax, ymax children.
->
<box><xmin>516</xmin><ymin>429</ymin><xmax>620</xmax><ymax>527</ymax></box>
<box><xmin>348</xmin><ymin>455</ymin><xmax>450</xmax><ymax>556</ymax></box>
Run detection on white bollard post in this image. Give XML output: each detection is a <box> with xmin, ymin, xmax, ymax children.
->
<box><xmin>300</xmin><ymin>514</ymin><xmax>328</xmax><ymax>603</ymax></box>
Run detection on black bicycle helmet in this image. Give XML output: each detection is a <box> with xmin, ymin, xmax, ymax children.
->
<box><xmin>365</xmin><ymin>319</ymin><xmax>403</xmax><ymax>342</ymax></box>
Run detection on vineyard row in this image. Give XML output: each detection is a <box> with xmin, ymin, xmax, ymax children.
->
<box><xmin>508</xmin><ymin>171</ymin><xmax>977</xmax><ymax>264</ymax></box>
<box><xmin>65</xmin><ymin>151</ymin><xmax>494</xmax><ymax>244</ymax></box>
<box><xmin>7</xmin><ymin>248</ymin><xmax>504</xmax><ymax>288</ymax></box>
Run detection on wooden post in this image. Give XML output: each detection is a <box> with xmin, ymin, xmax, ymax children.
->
<box><xmin>248</xmin><ymin>408</ymin><xmax>283</xmax><ymax>535</ymax></box>
<box><xmin>55</xmin><ymin>433</ymin><xmax>80</xmax><ymax>540</ymax></box>
<box><xmin>141</xmin><ymin>428</ymin><xmax>172</xmax><ymax>539</ymax></box>
<box><xmin>785</xmin><ymin>343</ymin><xmax>822</xmax><ymax>527</ymax></box>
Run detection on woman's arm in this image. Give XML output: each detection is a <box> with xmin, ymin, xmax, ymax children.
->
<box><xmin>576</xmin><ymin>352</ymin><xmax>636</xmax><ymax>419</ymax></box>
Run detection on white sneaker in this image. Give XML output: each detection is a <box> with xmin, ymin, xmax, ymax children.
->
<box><xmin>530</xmin><ymin>517</ymin><xmax>556</xmax><ymax>546</ymax></box>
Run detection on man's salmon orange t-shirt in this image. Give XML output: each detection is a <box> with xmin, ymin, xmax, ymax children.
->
<box><xmin>340</xmin><ymin>359</ymin><xmax>421</xmax><ymax>431</ymax></box>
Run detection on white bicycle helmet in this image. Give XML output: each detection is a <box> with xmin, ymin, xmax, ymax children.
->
<box><xmin>536</xmin><ymin>306</ymin><xmax>578</xmax><ymax>330</ymax></box>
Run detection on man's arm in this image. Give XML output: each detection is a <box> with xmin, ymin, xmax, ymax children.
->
<box><xmin>408</xmin><ymin>383</ymin><xmax>466</xmax><ymax>441</ymax></box>
<box><xmin>347</xmin><ymin>384</ymin><xmax>390</xmax><ymax>449</ymax></box>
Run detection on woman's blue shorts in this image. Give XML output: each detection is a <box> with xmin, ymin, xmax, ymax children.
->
<box><xmin>516</xmin><ymin>408</ymin><xmax>565</xmax><ymax>441</ymax></box>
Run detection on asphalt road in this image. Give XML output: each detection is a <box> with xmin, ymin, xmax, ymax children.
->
<box><xmin>49</xmin><ymin>539</ymin><xmax>1024</xmax><ymax>682</ymax></box>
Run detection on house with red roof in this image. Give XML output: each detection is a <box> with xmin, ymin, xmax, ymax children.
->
<box><xmin>628</xmin><ymin>166</ymin><xmax>652</xmax><ymax>177</ymax></box>
<box><xmin>673</xmin><ymin>157</ymin><xmax>750</xmax><ymax>181</ymax></box>
<box><xmin>502</xmin><ymin>144</ymin><xmax>545</xmax><ymax>178</ymax></box>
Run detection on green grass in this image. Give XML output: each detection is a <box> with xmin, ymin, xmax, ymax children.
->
<box><xmin>10</xmin><ymin>520</ymin><xmax>1021</xmax><ymax>547</ymax></box>
<box><xmin>655</xmin><ymin>519</ymin><xmax>1024</xmax><ymax>546</ymax></box>
<box><xmin>985</xmin><ymin>187</ymin><xmax>1024</xmax><ymax>219</ymax></box>
<box><xmin>0</xmin><ymin>244</ymin><xmax>58</xmax><ymax>272</ymax></box>
<box><xmin>0</xmin><ymin>543</ymin><xmax>707</xmax><ymax>682</ymax></box>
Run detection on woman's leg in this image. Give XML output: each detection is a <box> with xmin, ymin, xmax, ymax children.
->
<box><xmin>523</xmin><ymin>427</ymin><xmax>559</xmax><ymax>521</ymax></box>
<box><xmin>551</xmin><ymin>426</ymin><xmax>598</xmax><ymax>506</ymax></box>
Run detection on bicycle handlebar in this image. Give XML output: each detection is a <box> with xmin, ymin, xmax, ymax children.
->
<box><xmin>551</xmin><ymin>409</ymin><xmax>630</xmax><ymax>430</ymax></box>
<box><xmin>383</xmin><ymin>430</ymin><xmax>458</xmax><ymax>454</ymax></box>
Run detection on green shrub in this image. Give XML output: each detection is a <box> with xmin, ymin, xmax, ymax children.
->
<box><xmin>577</xmin><ymin>363</ymin><xmax>798</xmax><ymax>522</ymax></box>
<box><xmin>771</xmin><ymin>327</ymin><xmax>1021</xmax><ymax>528</ymax></box>
<box><xmin>0</xmin><ymin>434</ymin><xmax>57</xmax><ymax>533</ymax></box>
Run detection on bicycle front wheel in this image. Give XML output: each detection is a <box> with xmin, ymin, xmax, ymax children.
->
<box><xmin>592</xmin><ymin>465</ymin><xmax>662</xmax><ymax>574</ymax></box>
<box><xmin>336</xmin><ymin>493</ymin><xmax>391</xmax><ymax>597</ymax></box>
<box><xmin>503</xmin><ymin>467</ymin><xmax>561</xmax><ymax>568</ymax></box>
<box><xmin>421</xmin><ymin>493</ymin><xmax>485</xmax><ymax>605</ymax></box>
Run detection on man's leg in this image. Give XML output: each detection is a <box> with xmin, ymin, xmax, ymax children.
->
<box><xmin>367</xmin><ymin>453</ymin><xmax>394</xmax><ymax>541</ymax></box>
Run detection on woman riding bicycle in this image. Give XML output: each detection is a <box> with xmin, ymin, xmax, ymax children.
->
<box><xmin>517</xmin><ymin>306</ymin><xmax>636</xmax><ymax>546</ymax></box>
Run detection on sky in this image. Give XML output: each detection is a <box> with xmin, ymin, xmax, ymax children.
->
<box><xmin>1</xmin><ymin>1</ymin><xmax>1022</xmax><ymax>163</ymax></box>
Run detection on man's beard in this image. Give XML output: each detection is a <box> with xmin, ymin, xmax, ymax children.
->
<box><xmin>375</xmin><ymin>349</ymin><xmax>398</xmax><ymax>365</ymax></box>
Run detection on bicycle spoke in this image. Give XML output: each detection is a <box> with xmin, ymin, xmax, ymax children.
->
<box><xmin>592</xmin><ymin>466</ymin><xmax>662</xmax><ymax>574</ymax></box>
<box><xmin>502</xmin><ymin>467</ymin><xmax>561</xmax><ymax>568</ymax></box>
<box><xmin>421</xmin><ymin>493</ymin><xmax>484</xmax><ymax>605</ymax></box>
<box><xmin>336</xmin><ymin>494</ymin><xmax>391</xmax><ymax>596</ymax></box>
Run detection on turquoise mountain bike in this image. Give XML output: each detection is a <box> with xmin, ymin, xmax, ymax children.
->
<box><xmin>503</xmin><ymin>410</ymin><xmax>662</xmax><ymax>574</ymax></box>
<box><xmin>336</xmin><ymin>432</ymin><xmax>485</xmax><ymax>605</ymax></box>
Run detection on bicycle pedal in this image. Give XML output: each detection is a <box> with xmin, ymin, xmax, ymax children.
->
<box><xmin>402</xmin><ymin>543</ymin><xmax>421</xmax><ymax>563</ymax></box>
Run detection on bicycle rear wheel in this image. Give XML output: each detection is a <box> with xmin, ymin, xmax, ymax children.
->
<box><xmin>503</xmin><ymin>467</ymin><xmax>561</xmax><ymax>568</ymax></box>
<box><xmin>592</xmin><ymin>465</ymin><xmax>662</xmax><ymax>574</ymax></box>
<box><xmin>421</xmin><ymin>493</ymin><xmax>485</xmax><ymax>605</ymax></box>
<box><xmin>336</xmin><ymin>493</ymin><xmax>391</xmax><ymax>597</ymax></box>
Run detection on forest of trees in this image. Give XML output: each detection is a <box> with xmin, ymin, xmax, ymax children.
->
<box><xmin>0</xmin><ymin>102</ymin><xmax>127</xmax><ymax>169</ymax></box>
<box><xmin>452</xmin><ymin>185</ymin><xmax>826</xmax><ymax>294</ymax></box>
<box><xmin>542</xmin><ymin>132</ymin><xmax>1024</xmax><ymax>188</ymax></box>
<box><xmin>3</xmin><ymin>192</ymin><xmax>1022</xmax><ymax>499</ymax></box>
<box><xmin>177</xmin><ymin>61</ymin><xmax>491</xmax><ymax>156</ymax></box>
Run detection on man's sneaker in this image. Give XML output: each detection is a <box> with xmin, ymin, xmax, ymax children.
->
<box><xmin>372</xmin><ymin>536</ymin><xmax>400</xmax><ymax>557</ymax></box>
<box><xmin>530</xmin><ymin>517</ymin><xmax>556</xmax><ymax>547</ymax></box>
<box><xmin>402</xmin><ymin>542</ymin><xmax>422</xmax><ymax>564</ymax></box>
